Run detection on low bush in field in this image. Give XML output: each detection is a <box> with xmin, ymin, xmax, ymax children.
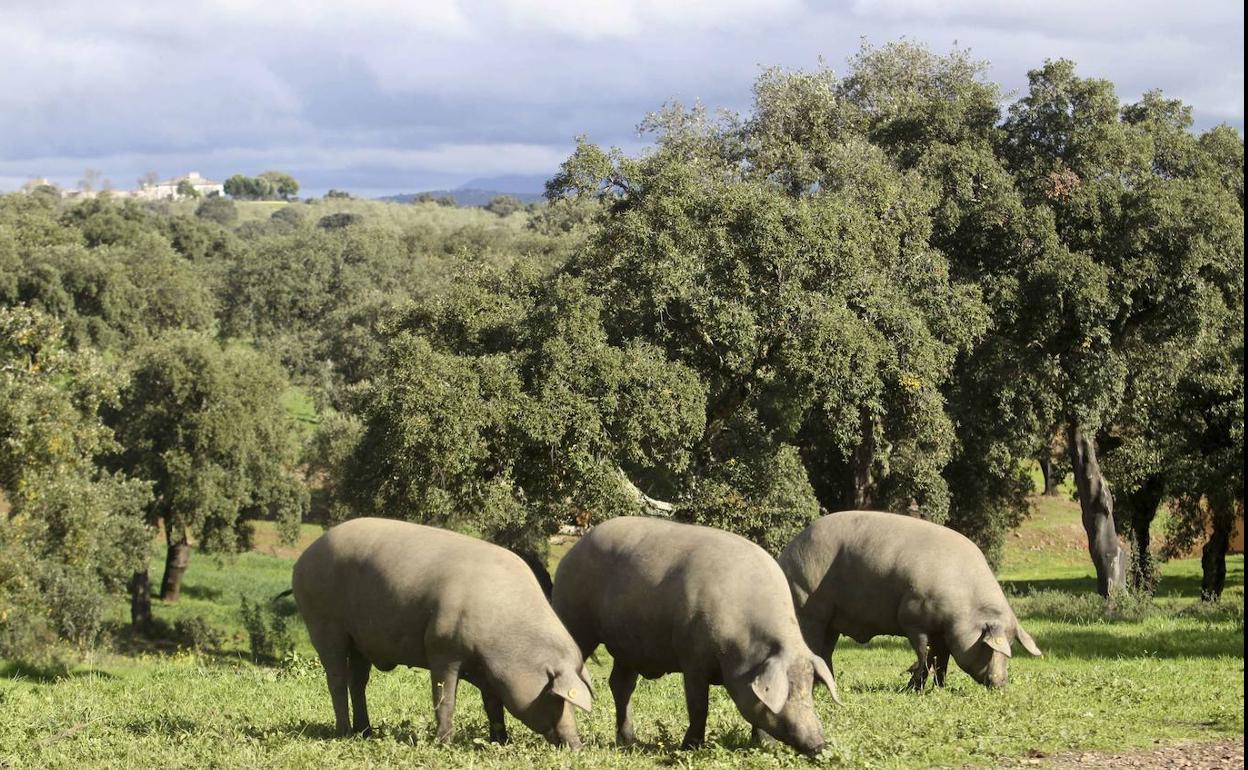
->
<box><xmin>240</xmin><ymin>595</ymin><xmax>296</xmax><ymax>663</ymax></box>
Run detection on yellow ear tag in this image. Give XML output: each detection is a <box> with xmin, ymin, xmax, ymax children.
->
<box><xmin>569</xmin><ymin>687</ymin><xmax>578</xmax><ymax>698</ymax></box>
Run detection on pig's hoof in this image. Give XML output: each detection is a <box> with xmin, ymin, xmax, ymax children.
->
<box><xmin>355</xmin><ymin>725</ymin><xmax>373</xmax><ymax>738</ymax></box>
<box><xmin>616</xmin><ymin>730</ymin><xmax>638</xmax><ymax>748</ymax></box>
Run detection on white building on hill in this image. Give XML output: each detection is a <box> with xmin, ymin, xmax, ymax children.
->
<box><xmin>133</xmin><ymin>171</ymin><xmax>224</xmax><ymax>200</ymax></box>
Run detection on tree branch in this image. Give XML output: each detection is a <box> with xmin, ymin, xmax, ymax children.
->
<box><xmin>618</xmin><ymin>469</ymin><xmax>674</xmax><ymax>517</ymax></box>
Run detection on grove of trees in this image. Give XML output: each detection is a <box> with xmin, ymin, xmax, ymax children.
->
<box><xmin>0</xmin><ymin>41</ymin><xmax>1241</xmax><ymax>659</ymax></box>
<box><xmin>223</xmin><ymin>171</ymin><xmax>300</xmax><ymax>201</ymax></box>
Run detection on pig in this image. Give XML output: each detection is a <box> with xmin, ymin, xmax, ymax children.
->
<box><xmin>551</xmin><ymin>516</ymin><xmax>838</xmax><ymax>756</ymax></box>
<box><xmin>291</xmin><ymin>517</ymin><xmax>593</xmax><ymax>746</ymax></box>
<box><xmin>778</xmin><ymin>510</ymin><xmax>1041</xmax><ymax>690</ymax></box>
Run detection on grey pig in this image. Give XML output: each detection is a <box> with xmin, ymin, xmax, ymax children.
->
<box><xmin>551</xmin><ymin>516</ymin><xmax>838</xmax><ymax>756</ymax></box>
<box><xmin>291</xmin><ymin>518</ymin><xmax>592</xmax><ymax>745</ymax></box>
<box><xmin>778</xmin><ymin>510</ymin><xmax>1041</xmax><ymax>689</ymax></box>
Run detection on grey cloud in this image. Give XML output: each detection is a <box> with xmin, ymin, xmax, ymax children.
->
<box><xmin>1</xmin><ymin>1</ymin><xmax>1240</xmax><ymax>195</ymax></box>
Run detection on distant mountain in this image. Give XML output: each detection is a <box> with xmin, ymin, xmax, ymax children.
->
<box><xmin>380</xmin><ymin>173</ymin><xmax>550</xmax><ymax>207</ymax></box>
<box><xmin>456</xmin><ymin>174</ymin><xmax>549</xmax><ymax>195</ymax></box>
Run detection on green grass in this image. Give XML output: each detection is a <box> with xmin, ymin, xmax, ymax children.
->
<box><xmin>2</xmin><ymin>512</ymin><xmax>1242</xmax><ymax>769</ymax></box>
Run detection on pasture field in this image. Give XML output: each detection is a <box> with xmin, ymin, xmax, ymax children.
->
<box><xmin>1</xmin><ymin>496</ymin><xmax>1242</xmax><ymax>769</ymax></box>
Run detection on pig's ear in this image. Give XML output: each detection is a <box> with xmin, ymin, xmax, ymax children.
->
<box><xmin>1015</xmin><ymin>624</ymin><xmax>1042</xmax><ymax>657</ymax></box>
<box><xmin>810</xmin><ymin>655</ymin><xmax>843</xmax><ymax>706</ymax></box>
<box><xmin>981</xmin><ymin>623</ymin><xmax>1012</xmax><ymax>658</ymax></box>
<box><xmin>577</xmin><ymin>661</ymin><xmax>595</xmax><ymax>697</ymax></box>
<box><xmin>550</xmin><ymin>669</ymin><xmax>593</xmax><ymax>712</ymax></box>
<box><xmin>750</xmin><ymin>656</ymin><xmax>790</xmax><ymax>715</ymax></box>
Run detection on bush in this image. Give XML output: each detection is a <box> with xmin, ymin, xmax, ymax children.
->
<box><xmin>1014</xmin><ymin>587</ymin><xmax>1158</xmax><ymax>623</ymax></box>
<box><xmin>483</xmin><ymin>195</ymin><xmax>523</xmax><ymax>217</ymax></box>
<box><xmin>239</xmin><ymin>595</ymin><xmax>295</xmax><ymax>662</ymax></box>
<box><xmin>317</xmin><ymin>212</ymin><xmax>361</xmax><ymax>230</ymax></box>
<box><xmin>171</xmin><ymin>616</ymin><xmax>225</xmax><ymax>652</ymax></box>
<box><xmin>195</xmin><ymin>196</ymin><xmax>238</xmax><ymax>226</ymax></box>
<box><xmin>269</xmin><ymin>206</ymin><xmax>305</xmax><ymax>229</ymax></box>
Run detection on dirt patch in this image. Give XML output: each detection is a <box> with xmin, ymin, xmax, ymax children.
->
<box><xmin>1012</xmin><ymin>737</ymin><xmax>1244</xmax><ymax>769</ymax></box>
<box><xmin>249</xmin><ymin>524</ymin><xmax>321</xmax><ymax>560</ymax></box>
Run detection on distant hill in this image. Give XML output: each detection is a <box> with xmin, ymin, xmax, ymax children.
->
<box><xmin>458</xmin><ymin>174</ymin><xmax>549</xmax><ymax>195</ymax></box>
<box><xmin>381</xmin><ymin>173</ymin><xmax>549</xmax><ymax>207</ymax></box>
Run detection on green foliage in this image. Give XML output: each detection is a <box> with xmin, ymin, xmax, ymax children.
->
<box><xmin>268</xmin><ymin>205</ymin><xmax>305</xmax><ymax>230</ymax></box>
<box><xmin>331</xmin><ymin>264</ymin><xmax>707</xmax><ymax>552</ymax></box>
<box><xmin>195</xmin><ymin>196</ymin><xmax>238</xmax><ymax>226</ymax></box>
<box><xmin>224</xmin><ymin>174</ymin><xmax>275</xmax><ymax>201</ymax></box>
<box><xmin>0</xmin><ymin>307</ymin><xmax>150</xmax><ymax>657</ymax></box>
<box><xmin>550</xmin><ymin>86</ymin><xmax>985</xmax><ymax>536</ymax></box>
<box><xmin>175</xmin><ymin>179</ymin><xmax>201</xmax><ymax>199</ymax></box>
<box><xmin>258</xmin><ymin>171</ymin><xmax>299</xmax><ymax>200</ymax></box>
<box><xmin>151</xmin><ymin>614</ymin><xmax>227</xmax><ymax>652</ymax></box>
<box><xmin>0</xmin><ymin>197</ymin><xmax>217</xmax><ymax>352</ymax></box>
<box><xmin>998</xmin><ymin>61</ymin><xmax>1244</xmax><ymax>562</ymax></box>
<box><xmin>316</xmin><ymin>212</ymin><xmax>361</xmax><ymax>229</ymax></box>
<box><xmin>413</xmin><ymin>191</ymin><xmax>457</xmax><ymax>207</ymax></box>
<box><xmin>239</xmin><ymin>595</ymin><xmax>295</xmax><ymax>662</ymax></box>
<box><xmin>483</xmin><ymin>194</ymin><xmax>523</xmax><ymax>217</ymax></box>
<box><xmin>104</xmin><ymin>333</ymin><xmax>308</xmax><ymax>553</ymax></box>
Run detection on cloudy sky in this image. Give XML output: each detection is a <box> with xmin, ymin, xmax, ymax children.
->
<box><xmin>1</xmin><ymin>0</ymin><xmax>1242</xmax><ymax>197</ymax></box>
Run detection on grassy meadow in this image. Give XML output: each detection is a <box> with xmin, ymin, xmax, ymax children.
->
<box><xmin>1</xmin><ymin>495</ymin><xmax>1242</xmax><ymax>769</ymax></box>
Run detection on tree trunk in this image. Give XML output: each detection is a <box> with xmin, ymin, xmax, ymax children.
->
<box><xmin>1066</xmin><ymin>422</ymin><xmax>1126</xmax><ymax>597</ymax></box>
<box><xmin>1200</xmin><ymin>505</ymin><xmax>1232</xmax><ymax>602</ymax></box>
<box><xmin>129</xmin><ymin>569</ymin><xmax>153</xmax><ymax>631</ymax></box>
<box><xmin>160</xmin><ymin>530</ymin><xmax>191</xmax><ymax>602</ymax></box>
<box><xmin>1039</xmin><ymin>454</ymin><xmax>1060</xmax><ymax>496</ymax></box>
<box><xmin>1124</xmin><ymin>475</ymin><xmax>1165</xmax><ymax>593</ymax></box>
<box><xmin>849</xmin><ymin>411</ymin><xmax>875</xmax><ymax>510</ymax></box>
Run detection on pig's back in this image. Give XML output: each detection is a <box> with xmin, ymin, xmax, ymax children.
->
<box><xmin>780</xmin><ymin>511</ymin><xmax>995</xmax><ymax>641</ymax></box>
<box><xmin>292</xmin><ymin>518</ymin><xmax>548</xmax><ymax>668</ymax></box>
<box><xmin>553</xmin><ymin>516</ymin><xmax>794</xmax><ymax>675</ymax></box>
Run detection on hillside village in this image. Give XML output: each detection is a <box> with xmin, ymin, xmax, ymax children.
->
<box><xmin>23</xmin><ymin>171</ymin><xmax>224</xmax><ymax>201</ymax></box>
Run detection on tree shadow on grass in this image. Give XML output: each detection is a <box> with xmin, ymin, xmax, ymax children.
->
<box><xmin>241</xmin><ymin>720</ymin><xmax>340</xmax><ymax>742</ymax></box>
<box><xmin>0</xmin><ymin>660</ymin><xmax>116</xmax><ymax>684</ymax></box>
<box><xmin>242</xmin><ymin>718</ymin><xmax>485</xmax><ymax>747</ymax></box>
<box><xmin>1003</xmin><ymin>575</ymin><xmax>1099</xmax><ymax>595</ymax></box>
<box><xmin>179</xmin><ymin>584</ymin><xmax>224</xmax><ymax>601</ymax></box>
<box><xmin>1036</xmin><ymin>625</ymin><xmax>1243</xmax><ymax>660</ymax></box>
<box><xmin>1004</xmin><ymin>560</ymin><xmax>1244</xmax><ymax>600</ymax></box>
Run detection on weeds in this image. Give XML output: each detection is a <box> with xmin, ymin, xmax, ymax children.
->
<box><xmin>240</xmin><ymin>595</ymin><xmax>295</xmax><ymax>662</ymax></box>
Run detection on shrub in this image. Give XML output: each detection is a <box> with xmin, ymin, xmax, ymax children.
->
<box><xmin>195</xmin><ymin>196</ymin><xmax>238</xmax><ymax>226</ymax></box>
<box><xmin>240</xmin><ymin>595</ymin><xmax>295</xmax><ymax>662</ymax></box>
<box><xmin>171</xmin><ymin>616</ymin><xmax>225</xmax><ymax>652</ymax></box>
<box><xmin>317</xmin><ymin>212</ymin><xmax>361</xmax><ymax>230</ymax></box>
<box><xmin>483</xmin><ymin>194</ymin><xmax>523</xmax><ymax>217</ymax></box>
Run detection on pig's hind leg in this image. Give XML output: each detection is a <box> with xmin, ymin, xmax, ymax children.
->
<box><xmin>608</xmin><ymin>663</ymin><xmax>640</xmax><ymax>747</ymax></box>
<box><xmin>306</xmin><ymin>622</ymin><xmax>352</xmax><ymax>736</ymax></box>
<box><xmin>928</xmin><ymin>638</ymin><xmax>950</xmax><ymax>688</ymax></box>
<box><xmin>347</xmin><ymin>644</ymin><xmax>373</xmax><ymax>736</ymax></box>
<box><xmin>680</xmin><ymin>671</ymin><xmax>711</xmax><ymax>749</ymax></box>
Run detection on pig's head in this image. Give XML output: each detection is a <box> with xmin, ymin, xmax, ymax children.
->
<box><xmin>500</xmin><ymin>658</ymin><xmax>593</xmax><ymax>748</ymax></box>
<box><xmin>728</xmin><ymin>650</ymin><xmax>840</xmax><ymax>757</ymax></box>
<box><xmin>949</xmin><ymin>617</ymin><xmax>1042</xmax><ymax>687</ymax></box>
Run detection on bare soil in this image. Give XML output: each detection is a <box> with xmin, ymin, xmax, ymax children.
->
<box><xmin>1012</xmin><ymin>737</ymin><xmax>1244</xmax><ymax>769</ymax></box>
